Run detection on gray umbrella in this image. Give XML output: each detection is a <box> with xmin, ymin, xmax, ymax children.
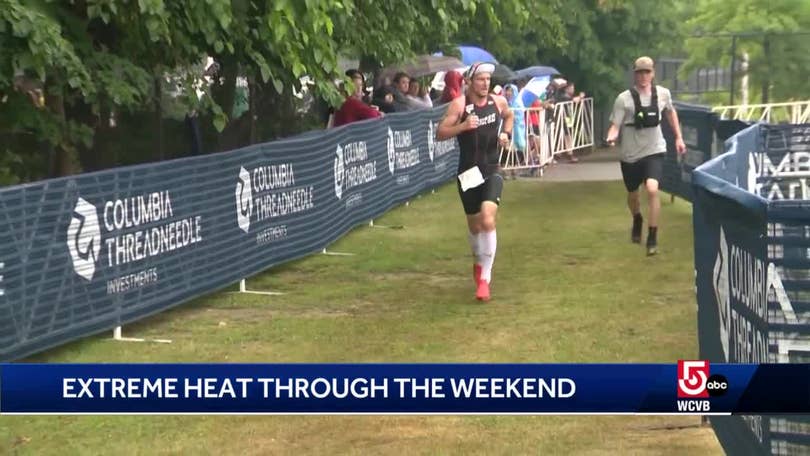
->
<box><xmin>491</xmin><ymin>64</ymin><xmax>518</xmax><ymax>84</ymax></box>
<box><xmin>379</xmin><ymin>55</ymin><xmax>465</xmax><ymax>81</ymax></box>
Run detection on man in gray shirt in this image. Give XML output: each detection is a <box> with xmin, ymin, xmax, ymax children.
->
<box><xmin>606</xmin><ymin>56</ymin><xmax>686</xmax><ymax>256</ymax></box>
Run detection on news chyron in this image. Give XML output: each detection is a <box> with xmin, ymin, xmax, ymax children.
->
<box><xmin>676</xmin><ymin>360</ymin><xmax>729</xmax><ymax>413</ymax></box>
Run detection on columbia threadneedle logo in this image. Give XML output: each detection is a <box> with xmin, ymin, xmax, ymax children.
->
<box><xmin>66</xmin><ymin>197</ymin><xmax>102</xmax><ymax>281</ymax></box>
<box><xmin>427</xmin><ymin>121</ymin><xmax>435</xmax><ymax>162</ymax></box>
<box><xmin>386</xmin><ymin>128</ymin><xmax>396</xmax><ymax>175</ymax></box>
<box><xmin>235</xmin><ymin>167</ymin><xmax>253</xmax><ymax>233</ymax></box>
<box><xmin>334</xmin><ymin>144</ymin><xmax>345</xmax><ymax>199</ymax></box>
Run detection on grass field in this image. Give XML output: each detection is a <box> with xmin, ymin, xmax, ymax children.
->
<box><xmin>1</xmin><ymin>177</ymin><xmax>723</xmax><ymax>455</ymax></box>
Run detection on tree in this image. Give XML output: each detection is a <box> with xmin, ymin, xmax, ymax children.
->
<box><xmin>453</xmin><ymin>0</ymin><xmax>566</xmax><ymax>66</ymax></box>
<box><xmin>0</xmin><ymin>0</ymin><xmax>233</xmax><ymax>178</ymax></box>
<box><xmin>1</xmin><ymin>0</ymin><xmax>688</xmax><ymax>184</ymax></box>
<box><xmin>527</xmin><ymin>0</ymin><xmax>680</xmax><ymax>109</ymax></box>
<box><xmin>683</xmin><ymin>0</ymin><xmax>810</xmax><ymax>104</ymax></box>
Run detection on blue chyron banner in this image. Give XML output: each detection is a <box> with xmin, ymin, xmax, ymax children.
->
<box><xmin>0</xmin><ymin>108</ymin><xmax>459</xmax><ymax>362</ymax></box>
<box><xmin>1</xmin><ymin>363</ymin><xmax>808</xmax><ymax>415</ymax></box>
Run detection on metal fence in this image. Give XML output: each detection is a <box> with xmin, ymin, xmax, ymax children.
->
<box><xmin>499</xmin><ymin>98</ymin><xmax>594</xmax><ymax>174</ymax></box>
<box><xmin>713</xmin><ymin>101</ymin><xmax>810</xmax><ymax>125</ymax></box>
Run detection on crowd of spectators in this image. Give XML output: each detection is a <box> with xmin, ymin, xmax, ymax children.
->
<box><xmin>329</xmin><ymin>67</ymin><xmax>588</xmax><ymax>170</ymax></box>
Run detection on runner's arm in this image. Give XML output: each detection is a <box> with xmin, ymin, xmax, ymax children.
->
<box><xmin>437</xmin><ymin>98</ymin><xmax>471</xmax><ymax>140</ymax></box>
<box><xmin>494</xmin><ymin>95</ymin><xmax>514</xmax><ymax>137</ymax></box>
<box><xmin>665</xmin><ymin>108</ymin><xmax>686</xmax><ymax>154</ymax></box>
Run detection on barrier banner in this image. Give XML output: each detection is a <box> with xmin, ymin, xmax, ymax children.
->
<box><xmin>661</xmin><ymin>102</ymin><xmax>718</xmax><ymax>201</ymax></box>
<box><xmin>0</xmin><ymin>107</ymin><xmax>458</xmax><ymax>361</ymax></box>
<box><xmin>748</xmin><ymin>124</ymin><xmax>810</xmax><ymax>200</ymax></box>
<box><xmin>693</xmin><ymin>123</ymin><xmax>810</xmax><ymax>455</ymax></box>
<box><xmin>2</xmin><ymin>363</ymin><xmax>810</xmax><ymax>415</ymax></box>
<box><xmin>661</xmin><ymin>102</ymin><xmax>751</xmax><ymax>202</ymax></box>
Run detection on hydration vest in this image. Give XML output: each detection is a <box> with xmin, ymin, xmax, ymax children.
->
<box><xmin>629</xmin><ymin>87</ymin><xmax>660</xmax><ymax>129</ymax></box>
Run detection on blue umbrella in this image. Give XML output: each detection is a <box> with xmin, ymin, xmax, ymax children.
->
<box><xmin>433</xmin><ymin>46</ymin><xmax>498</xmax><ymax>65</ymax></box>
<box><xmin>519</xmin><ymin>76</ymin><xmax>553</xmax><ymax>107</ymax></box>
<box><xmin>515</xmin><ymin>65</ymin><xmax>560</xmax><ymax>80</ymax></box>
<box><xmin>458</xmin><ymin>45</ymin><xmax>498</xmax><ymax>65</ymax></box>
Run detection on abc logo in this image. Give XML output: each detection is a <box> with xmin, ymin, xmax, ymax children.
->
<box><xmin>706</xmin><ymin>374</ymin><xmax>729</xmax><ymax>397</ymax></box>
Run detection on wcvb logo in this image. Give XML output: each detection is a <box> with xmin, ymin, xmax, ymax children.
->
<box><xmin>235</xmin><ymin>167</ymin><xmax>253</xmax><ymax>233</ymax></box>
<box><xmin>713</xmin><ymin>227</ymin><xmax>731</xmax><ymax>361</ymax></box>
<box><xmin>677</xmin><ymin>360</ymin><xmax>728</xmax><ymax>398</ymax></box>
<box><xmin>334</xmin><ymin>144</ymin><xmax>345</xmax><ymax>200</ymax></box>
<box><xmin>386</xmin><ymin>127</ymin><xmax>395</xmax><ymax>175</ymax></box>
<box><xmin>66</xmin><ymin>197</ymin><xmax>102</xmax><ymax>281</ymax></box>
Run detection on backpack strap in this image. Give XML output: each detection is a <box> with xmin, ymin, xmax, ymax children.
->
<box><xmin>629</xmin><ymin>88</ymin><xmax>643</xmax><ymax>127</ymax></box>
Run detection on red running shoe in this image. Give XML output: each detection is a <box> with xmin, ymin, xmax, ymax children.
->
<box><xmin>475</xmin><ymin>280</ymin><xmax>490</xmax><ymax>301</ymax></box>
<box><xmin>473</xmin><ymin>264</ymin><xmax>482</xmax><ymax>284</ymax></box>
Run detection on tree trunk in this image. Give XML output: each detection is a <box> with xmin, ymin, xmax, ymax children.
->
<box><xmin>45</xmin><ymin>88</ymin><xmax>80</xmax><ymax>178</ymax></box>
<box><xmin>90</xmin><ymin>105</ymin><xmax>112</xmax><ymax>171</ymax></box>
<box><xmin>154</xmin><ymin>74</ymin><xmax>164</xmax><ymax>161</ymax></box>
<box><xmin>212</xmin><ymin>58</ymin><xmax>239</xmax><ymax>151</ymax></box>
<box><xmin>248</xmin><ymin>76</ymin><xmax>257</xmax><ymax>145</ymax></box>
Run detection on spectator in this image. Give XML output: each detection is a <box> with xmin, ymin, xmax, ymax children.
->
<box><xmin>503</xmin><ymin>83</ymin><xmax>527</xmax><ymax>171</ymax></box>
<box><xmin>407</xmin><ymin>79</ymin><xmax>433</xmax><ymax>108</ymax></box>
<box><xmin>566</xmin><ymin>82</ymin><xmax>585</xmax><ymax>102</ymax></box>
<box><xmin>440</xmin><ymin>70</ymin><xmax>464</xmax><ymax>104</ymax></box>
<box><xmin>332</xmin><ymin>69</ymin><xmax>382</xmax><ymax>127</ymax></box>
<box><xmin>390</xmin><ymin>72</ymin><xmax>421</xmax><ymax>112</ymax></box>
<box><xmin>549</xmin><ymin>82</ymin><xmax>580</xmax><ymax>162</ymax></box>
<box><xmin>372</xmin><ymin>86</ymin><xmax>396</xmax><ymax>113</ymax></box>
<box><xmin>527</xmin><ymin>98</ymin><xmax>543</xmax><ymax>166</ymax></box>
<box><xmin>430</xmin><ymin>87</ymin><xmax>443</xmax><ymax>104</ymax></box>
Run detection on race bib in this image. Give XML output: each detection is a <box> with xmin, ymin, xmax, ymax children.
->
<box><xmin>458</xmin><ymin>166</ymin><xmax>485</xmax><ymax>192</ymax></box>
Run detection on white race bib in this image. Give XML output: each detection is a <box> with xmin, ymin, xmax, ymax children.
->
<box><xmin>457</xmin><ymin>166</ymin><xmax>485</xmax><ymax>192</ymax></box>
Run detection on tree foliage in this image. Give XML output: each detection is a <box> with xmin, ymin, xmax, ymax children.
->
<box><xmin>536</xmin><ymin>0</ymin><xmax>680</xmax><ymax>108</ymax></box>
<box><xmin>683</xmin><ymin>0</ymin><xmax>810</xmax><ymax>103</ymax></box>
<box><xmin>1</xmin><ymin>0</ymin><xmax>687</xmax><ymax>184</ymax></box>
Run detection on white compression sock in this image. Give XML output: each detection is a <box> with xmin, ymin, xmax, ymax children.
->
<box><xmin>478</xmin><ymin>230</ymin><xmax>497</xmax><ymax>283</ymax></box>
<box><xmin>467</xmin><ymin>232</ymin><xmax>481</xmax><ymax>265</ymax></box>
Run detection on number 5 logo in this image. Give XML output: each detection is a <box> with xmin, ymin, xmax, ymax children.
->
<box><xmin>678</xmin><ymin>360</ymin><xmax>709</xmax><ymax>398</ymax></box>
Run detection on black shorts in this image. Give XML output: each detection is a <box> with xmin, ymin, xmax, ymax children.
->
<box><xmin>457</xmin><ymin>173</ymin><xmax>504</xmax><ymax>215</ymax></box>
<box><xmin>620</xmin><ymin>153</ymin><xmax>664</xmax><ymax>192</ymax></box>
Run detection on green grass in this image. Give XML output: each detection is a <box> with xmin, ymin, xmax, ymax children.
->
<box><xmin>1</xmin><ymin>179</ymin><xmax>722</xmax><ymax>455</ymax></box>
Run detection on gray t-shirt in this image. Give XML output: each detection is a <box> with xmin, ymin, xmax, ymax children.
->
<box><xmin>610</xmin><ymin>85</ymin><xmax>673</xmax><ymax>163</ymax></box>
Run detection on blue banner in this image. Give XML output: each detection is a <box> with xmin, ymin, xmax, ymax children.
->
<box><xmin>660</xmin><ymin>102</ymin><xmax>751</xmax><ymax>202</ymax></box>
<box><xmin>692</xmin><ymin>123</ymin><xmax>810</xmax><ymax>455</ymax></box>
<box><xmin>0</xmin><ymin>108</ymin><xmax>458</xmax><ymax>361</ymax></box>
<box><xmin>1</xmin><ymin>363</ymin><xmax>808</xmax><ymax>414</ymax></box>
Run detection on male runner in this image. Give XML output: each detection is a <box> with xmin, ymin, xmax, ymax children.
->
<box><xmin>437</xmin><ymin>62</ymin><xmax>514</xmax><ymax>301</ymax></box>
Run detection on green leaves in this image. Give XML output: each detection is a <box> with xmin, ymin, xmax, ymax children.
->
<box><xmin>1</xmin><ymin>0</ymin><xmax>700</xmax><ymax>182</ymax></box>
<box><xmin>683</xmin><ymin>0</ymin><xmax>810</xmax><ymax>103</ymax></box>
<box><xmin>272</xmin><ymin>79</ymin><xmax>284</xmax><ymax>95</ymax></box>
